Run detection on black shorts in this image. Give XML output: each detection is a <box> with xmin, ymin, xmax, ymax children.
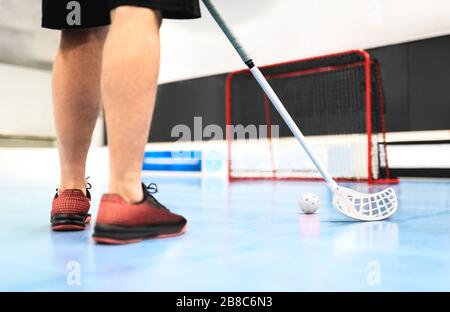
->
<box><xmin>42</xmin><ymin>0</ymin><xmax>201</xmax><ymax>30</ymax></box>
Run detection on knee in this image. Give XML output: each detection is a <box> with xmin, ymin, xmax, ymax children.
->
<box><xmin>110</xmin><ymin>6</ymin><xmax>162</xmax><ymax>30</ymax></box>
<box><xmin>59</xmin><ymin>27</ymin><xmax>108</xmax><ymax>52</ymax></box>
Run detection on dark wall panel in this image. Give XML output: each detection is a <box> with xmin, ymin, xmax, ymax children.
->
<box><xmin>150</xmin><ymin>74</ymin><xmax>227</xmax><ymax>142</ymax></box>
<box><xmin>408</xmin><ymin>36</ymin><xmax>450</xmax><ymax>130</ymax></box>
<box><xmin>369</xmin><ymin>45</ymin><xmax>410</xmax><ymax>132</ymax></box>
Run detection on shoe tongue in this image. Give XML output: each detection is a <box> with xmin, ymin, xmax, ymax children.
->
<box><xmin>140</xmin><ymin>182</ymin><xmax>168</xmax><ymax>210</ymax></box>
<box><xmin>147</xmin><ymin>193</ymin><xmax>168</xmax><ymax>211</ymax></box>
<box><xmin>141</xmin><ymin>183</ymin><xmax>150</xmax><ymax>196</ymax></box>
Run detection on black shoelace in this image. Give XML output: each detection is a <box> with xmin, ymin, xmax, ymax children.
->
<box><xmin>144</xmin><ymin>183</ymin><xmax>169</xmax><ymax>211</ymax></box>
<box><xmin>86</xmin><ymin>176</ymin><xmax>92</xmax><ymax>191</ymax></box>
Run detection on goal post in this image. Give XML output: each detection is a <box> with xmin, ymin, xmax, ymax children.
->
<box><xmin>225</xmin><ymin>50</ymin><xmax>398</xmax><ymax>184</ymax></box>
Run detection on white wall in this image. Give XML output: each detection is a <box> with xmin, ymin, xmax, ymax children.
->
<box><xmin>159</xmin><ymin>0</ymin><xmax>450</xmax><ymax>83</ymax></box>
<box><xmin>2</xmin><ymin>0</ymin><xmax>450</xmax><ymax>139</ymax></box>
<box><xmin>0</xmin><ymin>63</ymin><xmax>104</xmax><ymax>145</ymax></box>
<box><xmin>0</xmin><ymin>63</ymin><xmax>54</xmax><ymax>137</ymax></box>
<box><xmin>0</xmin><ymin>0</ymin><xmax>58</xmax><ymax>68</ymax></box>
<box><xmin>2</xmin><ymin>0</ymin><xmax>450</xmax><ymax>82</ymax></box>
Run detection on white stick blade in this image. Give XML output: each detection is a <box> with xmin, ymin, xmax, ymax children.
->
<box><xmin>333</xmin><ymin>187</ymin><xmax>398</xmax><ymax>221</ymax></box>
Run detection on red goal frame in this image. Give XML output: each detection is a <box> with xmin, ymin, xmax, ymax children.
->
<box><xmin>225</xmin><ymin>50</ymin><xmax>399</xmax><ymax>184</ymax></box>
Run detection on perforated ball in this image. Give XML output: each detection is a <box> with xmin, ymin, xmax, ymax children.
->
<box><xmin>299</xmin><ymin>193</ymin><xmax>320</xmax><ymax>214</ymax></box>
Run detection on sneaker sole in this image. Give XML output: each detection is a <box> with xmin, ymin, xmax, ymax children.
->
<box><xmin>51</xmin><ymin>214</ymin><xmax>91</xmax><ymax>231</ymax></box>
<box><xmin>92</xmin><ymin>224</ymin><xmax>187</xmax><ymax>245</ymax></box>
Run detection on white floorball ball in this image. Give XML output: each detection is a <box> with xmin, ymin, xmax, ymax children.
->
<box><xmin>299</xmin><ymin>193</ymin><xmax>320</xmax><ymax>214</ymax></box>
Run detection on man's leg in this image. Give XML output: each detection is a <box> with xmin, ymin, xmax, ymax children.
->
<box><xmin>53</xmin><ymin>28</ymin><xmax>108</xmax><ymax>193</ymax></box>
<box><xmin>101</xmin><ymin>6</ymin><xmax>162</xmax><ymax>202</ymax></box>
<box><xmin>51</xmin><ymin>27</ymin><xmax>108</xmax><ymax>231</ymax></box>
<box><xmin>93</xmin><ymin>5</ymin><xmax>189</xmax><ymax>244</ymax></box>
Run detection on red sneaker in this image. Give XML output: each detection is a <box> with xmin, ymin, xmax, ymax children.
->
<box><xmin>51</xmin><ymin>185</ymin><xmax>91</xmax><ymax>231</ymax></box>
<box><xmin>93</xmin><ymin>183</ymin><xmax>187</xmax><ymax>244</ymax></box>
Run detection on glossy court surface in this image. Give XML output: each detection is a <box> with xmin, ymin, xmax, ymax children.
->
<box><xmin>1</xmin><ymin>175</ymin><xmax>449</xmax><ymax>291</ymax></box>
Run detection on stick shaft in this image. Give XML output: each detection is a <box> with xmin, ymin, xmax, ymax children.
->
<box><xmin>249</xmin><ymin>67</ymin><xmax>337</xmax><ymax>189</ymax></box>
<box><xmin>202</xmin><ymin>0</ymin><xmax>338</xmax><ymax>190</ymax></box>
<box><xmin>202</xmin><ymin>0</ymin><xmax>251</xmax><ymax>64</ymax></box>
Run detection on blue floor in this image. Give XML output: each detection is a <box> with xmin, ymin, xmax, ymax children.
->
<box><xmin>1</xmin><ymin>177</ymin><xmax>450</xmax><ymax>291</ymax></box>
